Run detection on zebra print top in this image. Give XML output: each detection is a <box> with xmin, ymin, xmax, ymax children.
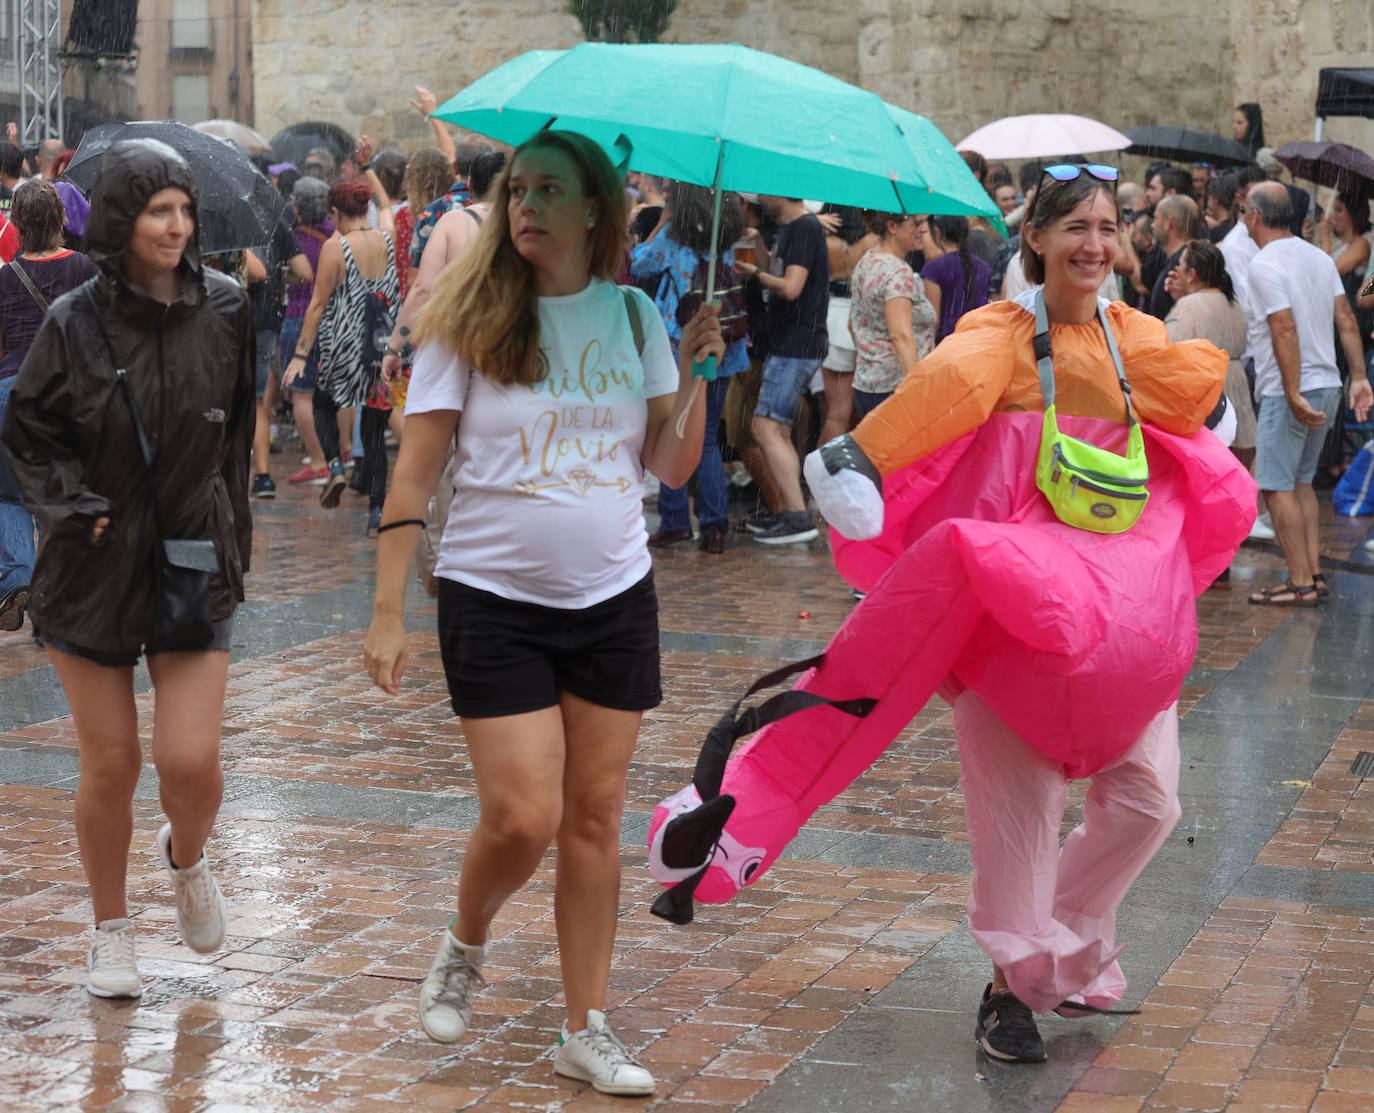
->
<box><xmin>316</xmin><ymin>230</ymin><xmax>400</xmax><ymax>407</ymax></box>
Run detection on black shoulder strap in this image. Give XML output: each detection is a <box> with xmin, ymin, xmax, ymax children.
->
<box><xmin>465</xmin><ymin>205</ymin><xmax>485</xmax><ymax>227</ymax></box>
<box><xmin>620</xmin><ymin>285</ymin><xmax>645</xmax><ymax>357</ymax></box>
<box><xmin>83</xmin><ymin>285</ymin><xmax>162</xmax><ymax>532</ymax></box>
<box><xmin>9</xmin><ymin>257</ymin><xmax>48</xmax><ymax>313</ymax></box>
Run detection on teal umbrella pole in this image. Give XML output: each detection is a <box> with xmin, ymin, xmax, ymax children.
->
<box><xmin>676</xmin><ymin>144</ymin><xmax>724</xmax><ymax>438</ymax></box>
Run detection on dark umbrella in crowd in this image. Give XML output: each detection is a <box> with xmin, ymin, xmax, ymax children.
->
<box><xmin>268</xmin><ymin>121</ymin><xmax>357</xmax><ymax>172</ymax></box>
<box><xmin>1124</xmin><ymin>125</ymin><xmax>1254</xmax><ymax>166</ymax></box>
<box><xmin>1272</xmin><ymin>140</ymin><xmax>1374</xmax><ymax>197</ymax></box>
<box><xmin>65</xmin><ymin>120</ymin><xmax>285</xmax><ymax>254</ymax></box>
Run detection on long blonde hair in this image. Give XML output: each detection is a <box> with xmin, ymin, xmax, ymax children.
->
<box><xmin>415</xmin><ymin>130</ymin><xmax>628</xmax><ymax>387</ymax></box>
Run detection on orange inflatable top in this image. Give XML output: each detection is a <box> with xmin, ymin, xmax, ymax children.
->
<box><xmin>851</xmin><ymin>299</ymin><xmax>1229</xmax><ymax>477</ymax></box>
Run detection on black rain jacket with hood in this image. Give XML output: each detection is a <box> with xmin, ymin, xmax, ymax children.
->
<box><xmin>1</xmin><ymin>138</ymin><xmax>254</xmax><ymax>655</ymax></box>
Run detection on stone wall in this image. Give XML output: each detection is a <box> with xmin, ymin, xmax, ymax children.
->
<box><xmin>251</xmin><ymin>0</ymin><xmax>1374</xmax><ymax>170</ymax></box>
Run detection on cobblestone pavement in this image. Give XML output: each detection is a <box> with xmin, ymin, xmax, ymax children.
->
<box><xmin>3</xmin><ymin>449</ymin><xmax>1374</xmax><ymax>1113</ymax></box>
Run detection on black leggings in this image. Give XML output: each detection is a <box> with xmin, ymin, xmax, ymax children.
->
<box><xmin>313</xmin><ymin>389</ymin><xmax>388</xmax><ymax>510</ymax></box>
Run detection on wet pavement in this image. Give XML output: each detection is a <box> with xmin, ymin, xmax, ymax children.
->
<box><xmin>3</xmin><ymin>448</ymin><xmax>1374</xmax><ymax>1112</ymax></box>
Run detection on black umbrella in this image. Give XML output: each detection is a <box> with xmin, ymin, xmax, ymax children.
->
<box><xmin>1273</xmin><ymin>141</ymin><xmax>1374</xmax><ymax>197</ymax></box>
<box><xmin>268</xmin><ymin>121</ymin><xmax>357</xmax><ymax>173</ymax></box>
<box><xmin>1124</xmin><ymin>125</ymin><xmax>1254</xmax><ymax>166</ymax></box>
<box><xmin>65</xmin><ymin>120</ymin><xmax>285</xmax><ymax>255</ymax></box>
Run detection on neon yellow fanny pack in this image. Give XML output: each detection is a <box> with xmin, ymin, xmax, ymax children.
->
<box><xmin>1031</xmin><ymin>290</ymin><xmax>1149</xmax><ymax>534</ymax></box>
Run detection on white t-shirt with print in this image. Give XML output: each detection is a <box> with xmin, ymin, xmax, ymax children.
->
<box><xmin>1244</xmin><ymin>236</ymin><xmax>1344</xmax><ymax>399</ymax></box>
<box><xmin>405</xmin><ymin>279</ymin><xmax>680</xmax><ymax>608</ymax></box>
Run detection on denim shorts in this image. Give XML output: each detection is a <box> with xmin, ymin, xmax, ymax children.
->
<box><xmin>1254</xmin><ymin>387</ymin><xmax>1341</xmax><ymax>492</ymax></box>
<box><xmin>255</xmin><ymin>328</ymin><xmax>278</xmax><ymax>398</ymax></box>
<box><xmin>37</xmin><ymin>613</ymin><xmax>236</xmax><ymax>668</ymax></box>
<box><xmin>755</xmin><ymin>354</ymin><xmax>823</xmax><ymax>424</ymax></box>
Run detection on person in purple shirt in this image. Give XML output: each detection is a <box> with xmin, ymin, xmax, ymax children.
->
<box><xmin>281</xmin><ymin>176</ymin><xmax>334</xmax><ymax>484</ymax></box>
<box><xmin>921</xmin><ymin>215</ymin><xmax>990</xmax><ymax>342</ymax></box>
<box><xmin>0</xmin><ymin>179</ymin><xmax>99</xmax><ymax>630</ymax></box>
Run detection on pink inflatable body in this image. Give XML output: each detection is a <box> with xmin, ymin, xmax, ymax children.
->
<box><xmin>649</xmin><ymin>410</ymin><xmax>1255</xmax><ymax>907</ymax></box>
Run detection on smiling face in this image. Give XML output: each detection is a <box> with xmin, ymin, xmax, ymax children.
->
<box><xmin>994</xmin><ymin>185</ymin><xmax>1018</xmax><ymax>215</ymax></box>
<box><xmin>125</xmin><ymin>186</ymin><xmax>194</xmax><ymax>279</ymax></box>
<box><xmin>506</xmin><ymin>145</ymin><xmax>597</xmax><ymax>274</ymax></box>
<box><xmin>1026</xmin><ymin>188</ymin><xmax>1119</xmax><ymax>298</ymax></box>
<box><xmin>886</xmin><ymin>214</ymin><xmax>923</xmax><ymax>254</ymax></box>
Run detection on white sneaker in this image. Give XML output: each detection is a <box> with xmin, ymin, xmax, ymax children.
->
<box><xmin>88</xmin><ymin>918</ymin><xmax>143</xmax><ymax>998</ymax></box>
<box><xmin>156</xmin><ymin>822</ymin><xmax>226</xmax><ymax>954</ymax></box>
<box><xmin>554</xmin><ymin>1009</ymin><xmax>655</xmax><ymax>1096</ymax></box>
<box><xmin>1249</xmin><ymin>512</ymin><xmax>1275</xmax><ymax>540</ymax></box>
<box><xmin>418</xmin><ymin>930</ymin><xmax>486</xmax><ymax>1043</ymax></box>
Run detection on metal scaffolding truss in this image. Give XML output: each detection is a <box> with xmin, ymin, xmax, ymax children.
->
<box><xmin>14</xmin><ymin>0</ymin><xmax>62</xmax><ymax>144</ymax></box>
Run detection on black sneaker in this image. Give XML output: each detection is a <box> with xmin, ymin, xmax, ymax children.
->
<box><xmin>742</xmin><ymin>512</ymin><xmax>779</xmax><ymax>534</ymax></box>
<box><xmin>975</xmin><ymin>984</ymin><xmax>1046</xmax><ymax>1063</ymax></box>
<box><xmin>251</xmin><ymin>473</ymin><xmax>276</xmax><ymax>499</ymax></box>
<box><xmin>751</xmin><ymin>511</ymin><xmax>818</xmax><ymax>546</ymax></box>
<box><xmin>0</xmin><ymin>584</ymin><xmax>29</xmax><ymax>632</ymax></box>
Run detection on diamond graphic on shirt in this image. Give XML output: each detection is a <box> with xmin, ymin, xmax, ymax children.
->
<box><xmin>512</xmin><ymin>474</ymin><xmax>633</xmax><ymax>497</ymax></box>
<box><xmin>568</xmin><ymin>467</ymin><xmax>596</xmax><ymax>494</ymax></box>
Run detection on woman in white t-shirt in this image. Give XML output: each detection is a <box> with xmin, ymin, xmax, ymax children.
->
<box><xmin>363</xmin><ymin>129</ymin><xmax>722</xmax><ymax>1096</ymax></box>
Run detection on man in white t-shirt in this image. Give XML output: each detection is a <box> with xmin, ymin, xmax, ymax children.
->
<box><xmin>1242</xmin><ymin>182</ymin><xmax>1371</xmax><ymax>606</ymax></box>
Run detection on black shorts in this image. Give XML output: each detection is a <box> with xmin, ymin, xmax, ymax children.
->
<box><xmin>437</xmin><ymin>573</ymin><xmax>662</xmax><ymax>719</ymax></box>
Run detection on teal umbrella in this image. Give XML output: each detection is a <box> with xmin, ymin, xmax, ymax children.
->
<box><xmin>435</xmin><ymin>42</ymin><xmax>995</xmax><ymax>383</ymax></box>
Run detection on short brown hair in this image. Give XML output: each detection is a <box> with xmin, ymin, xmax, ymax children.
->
<box><xmin>1020</xmin><ymin>172</ymin><xmax>1118</xmax><ymax>285</ymax></box>
<box><xmin>11</xmin><ymin>178</ymin><xmax>63</xmax><ymax>254</ymax></box>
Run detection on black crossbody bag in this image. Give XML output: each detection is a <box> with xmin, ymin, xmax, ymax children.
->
<box><xmin>83</xmin><ymin>287</ymin><xmax>218</xmax><ymax>652</ymax></box>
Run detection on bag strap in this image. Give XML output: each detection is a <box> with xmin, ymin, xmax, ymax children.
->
<box><xmin>619</xmin><ymin>285</ymin><xmax>646</xmax><ymax>358</ymax></box>
<box><xmin>1032</xmin><ymin>288</ymin><xmax>1136</xmax><ymax>426</ymax></box>
<box><xmin>691</xmin><ymin>654</ymin><xmax>877</xmax><ymax>799</ymax></box>
<box><xmin>9</xmin><ymin>257</ymin><xmax>48</xmax><ymax>314</ymax></box>
<box><xmin>83</xmin><ymin>286</ymin><xmax>164</xmax><ymax>536</ymax></box>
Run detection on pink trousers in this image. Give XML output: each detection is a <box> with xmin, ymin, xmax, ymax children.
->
<box><xmin>954</xmin><ymin>690</ymin><xmax>1181</xmax><ymax>1014</ymax></box>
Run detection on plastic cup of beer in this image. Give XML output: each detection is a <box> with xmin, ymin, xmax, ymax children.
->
<box><xmin>733</xmin><ymin>238</ymin><xmax>755</xmax><ymax>267</ymax></box>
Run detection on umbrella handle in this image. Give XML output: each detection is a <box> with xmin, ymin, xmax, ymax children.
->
<box><xmin>693</xmin><ymin>354</ymin><xmax>718</xmax><ymax>382</ymax></box>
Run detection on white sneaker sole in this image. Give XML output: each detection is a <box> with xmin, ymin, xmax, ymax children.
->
<box><xmin>87</xmin><ymin>979</ymin><xmax>143</xmax><ymax>999</ymax></box>
<box><xmin>553</xmin><ymin>1059</ymin><xmax>655</xmax><ymax>1096</ymax></box>
<box><xmin>753</xmin><ymin>528</ymin><xmax>819</xmax><ymax>545</ymax></box>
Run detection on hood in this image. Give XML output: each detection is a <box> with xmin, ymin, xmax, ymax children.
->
<box><xmin>84</xmin><ymin>138</ymin><xmax>203</xmax><ymax>281</ymax></box>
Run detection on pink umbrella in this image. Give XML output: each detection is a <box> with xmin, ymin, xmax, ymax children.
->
<box><xmin>956</xmin><ymin>114</ymin><xmax>1131</xmax><ymax>160</ymax></box>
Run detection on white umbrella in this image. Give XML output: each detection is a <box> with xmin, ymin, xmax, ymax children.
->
<box><xmin>192</xmin><ymin>119</ymin><xmax>272</xmax><ymax>153</ymax></box>
<box><xmin>956</xmin><ymin>114</ymin><xmax>1131</xmax><ymax>160</ymax></box>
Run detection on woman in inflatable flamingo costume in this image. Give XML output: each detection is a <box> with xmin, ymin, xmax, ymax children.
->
<box><xmin>650</xmin><ymin>166</ymin><xmax>1258</xmax><ymax>1063</ymax></box>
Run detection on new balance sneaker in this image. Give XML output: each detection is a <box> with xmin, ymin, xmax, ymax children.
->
<box><xmin>554</xmin><ymin>1009</ymin><xmax>655</xmax><ymax>1096</ymax></box>
<box><xmin>418</xmin><ymin>930</ymin><xmax>486</xmax><ymax>1043</ymax></box>
<box><xmin>156</xmin><ymin>822</ymin><xmax>226</xmax><ymax>954</ymax></box>
<box><xmin>251</xmin><ymin>473</ymin><xmax>276</xmax><ymax>499</ymax></box>
<box><xmin>751</xmin><ymin>510</ymin><xmax>818</xmax><ymax>545</ymax></box>
<box><xmin>319</xmin><ymin>460</ymin><xmax>348</xmax><ymax>509</ymax></box>
<box><xmin>742</xmin><ymin>512</ymin><xmax>778</xmax><ymax>534</ymax></box>
<box><xmin>87</xmin><ymin>918</ymin><xmax>143</xmax><ymax>998</ymax></box>
<box><xmin>975</xmin><ymin>984</ymin><xmax>1046</xmax><ymax>1063</ymax></box>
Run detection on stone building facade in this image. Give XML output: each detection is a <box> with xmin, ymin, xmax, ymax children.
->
<box><xmin>251</xmin><ymin>0</ymin><xmax>1374</xmax><ymax>160</ymax></box>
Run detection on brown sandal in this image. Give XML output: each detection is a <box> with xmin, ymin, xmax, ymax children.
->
<box><xmin>1248</xmin><ymin>580</ymin><xmax>1319</xmax><ymax>607</ymax></box>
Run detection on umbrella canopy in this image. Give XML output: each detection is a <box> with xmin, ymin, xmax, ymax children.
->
<box><xmin>66</xmin><ymin>120</ymin><xmax>285</xmax><ymax>255</ymax></box>
<box><xmin>1273</xmin><ymin>140</ymin><xmax>1374</xmax><ymax>197</ymax></box>
<box><xmin>955</xmin><ymin>114</ymin><xmax>1131</xmax><ymax>160</ymax></box>
<box><xmin>192</xmin><ymin>118</ymin><xmax>272</xmax><ymax>153</ymax></box>
<box><xmin>1124</xmin><ymin>125</ymin><xmax>1253</xmax><ymax>166</ymax></box>
<box><xmin>433</xmin><ymin>43</ymin><xmax>996</xmax><ymax>218</ymax></box>
<box><xmin>268</xmin><ymin>121</ymin><xmax>356</xmax><ymax>173</ymax></box>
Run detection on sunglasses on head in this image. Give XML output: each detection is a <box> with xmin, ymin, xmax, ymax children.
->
<box><xmin>1042</xmin><ymin>164</ymin><xmax>1120</xmax><ymax>183</ymax></box>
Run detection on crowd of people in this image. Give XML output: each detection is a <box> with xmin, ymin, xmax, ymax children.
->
<box><xmin>0</xmin><ymin>88</ymin><xmax>1370</xmax><ymax>1097</ymax></box>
